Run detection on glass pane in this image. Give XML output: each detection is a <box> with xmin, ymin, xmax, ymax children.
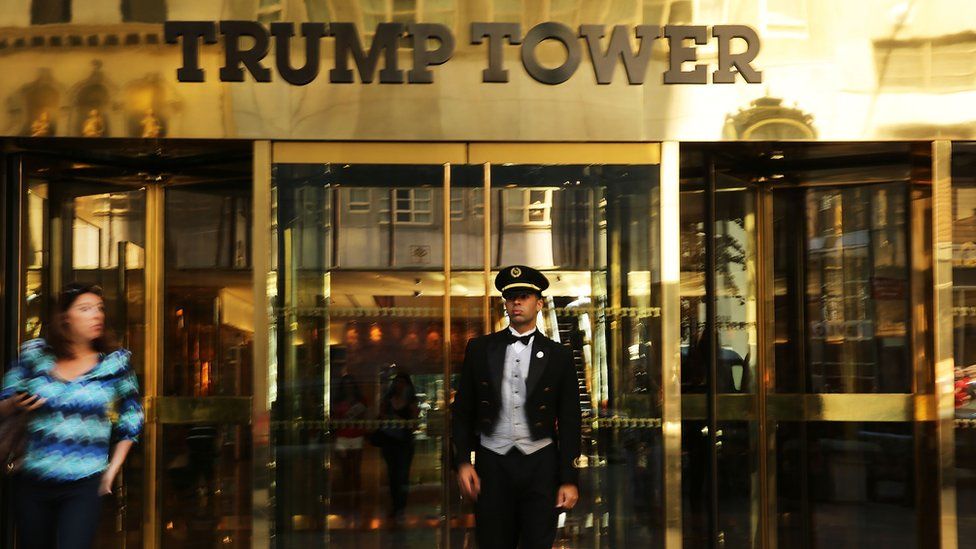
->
<box><xmin>164</xmin><ymin>186</ymin><xmax>253</xmax><ymax>397</ymax></box>
<box><xmin>480</xmin><ymin>163</ymin><xmax>663</xmax><ymax>548</ymax></box>
<box><xmin>273</xmin><ymin>163</ymin><xmax>446</xmax><ymax>547</ymax></box>
<box><xmin>772</xmin><ymin>184</ymin><xmax>911</xmax><ymax>394</ymax></box>
<box><xmin>678</xmin><ymin>148</ymin><xmax>759</xmax><ymax>548</ymax></box>
<box><xmin>776</xmin><ymin>422</ymin><xmax>926</xmax><ymax>547</ymax></box>
<box><xmin>21</xmin><ymin>157</ymin><xmax>148</xmax><ymax>549</ymax></box>
<box><xmin>161</xmin><ymin>183</ymin><xmax>254</xmax><ymax>548</ymax></box>
<box><xmin>159</xmin><ymin>424</ymin><xmax>252</xmax><ymax>547</ymax></box>
<box><xmin>953</xmin><ymin>144</ymin><xmax>976</xmax><ymax>541</ymax></box>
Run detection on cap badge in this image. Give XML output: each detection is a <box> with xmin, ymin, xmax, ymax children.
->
<box><xmin>511</xmin><ymin>267</ymin><xmax>521</xmax><ymax>277</ymax></box>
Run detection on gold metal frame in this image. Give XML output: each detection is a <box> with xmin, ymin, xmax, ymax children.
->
<box><xmin>932</xmin><ymin>141</ymin><xmax>958</xmax><ymax>549</ymax></box>
<box><xmin>252</xmin><ymin>140</ymin><xmax>272</xmax><ymax>549</ymax></box>
<box><xmin>660</xmin><ymin>141</ymin><xmax>683</xmax><ymax>549</ymax></box>
<box><xmin>143</xmin><ymin>183</ymin><xmax>164</xmax><ymax>549</ymax></box>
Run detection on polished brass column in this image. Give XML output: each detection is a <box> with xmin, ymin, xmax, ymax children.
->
<box><xmin>143</xmin><ymin>183</ymin><xmax>164</xmax><ymax>549</ymax></box>
<box><xmin>252</xmin><ymin>140</ymin><xmax>272</xmax><ymax>548</ymax></box>
<box><xmin>660</xmin><ymin>141</ymin><xmax>683</xmax><ymax>549</ymax></box>
<box><xmin>932</xmin><ymin>140</ymin><xmax>958</xmax><ymax>549</ymax></box>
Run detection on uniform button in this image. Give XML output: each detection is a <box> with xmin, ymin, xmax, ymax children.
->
<box><xmin>481</xmin><ymin>381</ymin><xmax>489</xmax><ymax>386</ymax></box>
<box><xmin>539</xmin><ymin>405</ymin><xmax>547</xmax><ymax>410</ymax></box>
<box><xmin>534</xmin><ymin>422</ymin><xmax>543</xmax><ymax>427</ymax></box>
<box><xmin>481</xmin><ymin>400</ymin><xmax>489</xmax><ymax>406</ymax></box>
<box><xmin>544</xmin><ymin>387</ymin><xmax>551</xmax><ymax>392</ymax></box>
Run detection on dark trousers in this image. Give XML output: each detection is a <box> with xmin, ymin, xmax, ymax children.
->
<box><xmin>14</xmin><ymin>473</ymin><xmax>104</xmax><ymax>549</ymax></box>
<box><xmin>380</xmin><ymin>439</ymin><xmax>414</xmax><ymax>517</ymax></box>
<box><xmin>474</xmin><ymin>445</ymin><xmax>559</xmax><ymax>549</ymax></box>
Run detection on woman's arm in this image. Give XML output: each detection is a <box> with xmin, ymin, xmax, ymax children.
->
<box><xmin>100</xmin><ymin>440</ymin><xmax>134</xmax><ymax>495</ymax></box>
<box><xmin>103</xmin><ymin>362</ymin><xmax>145</xmax><ymax>495</ymax></box>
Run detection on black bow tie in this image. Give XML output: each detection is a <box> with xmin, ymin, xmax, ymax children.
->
<box><xmin>507</xmin><ymin>332</ymin><xmax>534</xmax><ymax>346</ymax></box>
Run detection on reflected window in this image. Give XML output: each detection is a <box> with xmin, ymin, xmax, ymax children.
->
<box><xmin>257</xmin><ymin>0</ymin><xmax>283</xmax><ymax>23</ymax></box>
<box><xmin>31</xmin><ymin>0</ymin><xmax>70</xmax><ymax>24</ymax></box>
<box><xmin>450</xmin><ymin>188</ymin><xmax>483</xmax><ymax>221</ymax></box>
<box><xmin>121</xmin><ymin>0</ymin><xmax>167</xmax><ymax>23</ymax></box>
<box><xmin>348</xmin><ymin>188</ymin><xmax>371</xmax><ymax>213</ymax></box>
<box><xmin>380</xmin><ymin>188</ymin><xmax>434</xmax><ymax>224</ymax></box>
<box><xmin>503</xmin><ymin>188</ymin><xmax>553</xmax><ymax>227</ymax></box>
<box><xmin>876</xmin><ymin>34</ymin><xmax>976</xmax><ymax>91</ymax></box>
<box><xmin>361</xmin><ymin>0</ymin><xmax>456</xmax><ymax>36</ymax></box>
<box><xmin>766</xmin><ymin>0</ymin><xmax>808</xmax><ymax>35</ymax></box>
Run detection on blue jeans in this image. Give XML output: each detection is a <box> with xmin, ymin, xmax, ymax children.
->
<box><xmin>14</xmin><ymin>472</ymin><xmax>104</xmax><ymax>549</ymax></box>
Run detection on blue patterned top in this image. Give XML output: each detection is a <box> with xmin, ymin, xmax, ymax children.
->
<box><xmin>0</xmin><ymin>339</ymin><xmax>144</xmax><ymax>482</ymax></box>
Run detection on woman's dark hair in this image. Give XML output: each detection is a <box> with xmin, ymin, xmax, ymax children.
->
<box><xmin>47</xmin><ymin>282</ymin><xmax>117</xmax><ymax>359</ymax></box>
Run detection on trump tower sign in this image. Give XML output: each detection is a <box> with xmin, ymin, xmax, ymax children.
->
<box><xmin>164</xmin><ymin>21</ymin><xmax>762</xmax><ymax>86</ymax></box>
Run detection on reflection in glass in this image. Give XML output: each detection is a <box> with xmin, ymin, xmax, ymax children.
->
<box><xmin>776</xmin><ymin>422</ymin><xmax>922</xmax><ymax>547</ymax></box>
<box><xmin>678</xmin><ymin>152</ymin><xmax>759</xmax><ymax>549</ymax></box>
<box><xmin>160</xmin><ymin>424</ymin><xmax>252</xmax><ymax>548</ymax></box>
<box><xmin>774</xmin><ymin>185</ymin><xmax>911</xmax><ymax>394</ymax></box>
<box><xmin>952</xmin><ymin>145</ymin><xmax>976</xmax><ymax>542</ymax></box>
<box><xmin>273</xmin><ymin>164</ymin><xmax>448</xmax><ymax>547</ymax></box>
<box><xmin>162</xmin><ymin>185</ymin><xmax>254</xmax><ymax>547</ymax></box>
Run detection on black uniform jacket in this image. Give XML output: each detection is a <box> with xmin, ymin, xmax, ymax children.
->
<box><xmin>451</xmin><ymin>329</ymin><xmax>582</xmax><ymax>487</ymax></box>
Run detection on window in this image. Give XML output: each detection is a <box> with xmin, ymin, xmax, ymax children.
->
<box><xmin>763</xmin><ymin>0</ymin><xmax>808</xmax><ymax>37</ymax></box>
<box><xmin>450</xmin><ymin>188</ymin><xmax>464</xmax><ymax>220</ymax></box>
<box><xmin>876</xmin><ymin>34</ymin><xmax>976</xmax><ymax>91</ymax></box>
<box><xmin>640</xmin><ymin>0</ymin><xmax>726</xmax><ymax>26</ymax></box>
<box><xmin>122</xmin><ymin>0</ymin><xmax>167</xmax><ymax>23</ymax></box>
<box><xmin>380</xmin><ymin>188</ymin><xmax>434</xmax><ymax>224</ymax></box>
<box><xmin>450</xmin><ymin>188</ymin><xmax>484</xmax><ymax>220</ymax></box>
<box><xmin>348</xmin><ymin>188</ymin><xmax>371</xmax><ymax>213</ymax></box>
<box><xmin>31</xmin><ymin>0</ymin><xmax>70</xmax><ymax>25</ymax></box>
<box><xmin>257</xmin><ymin>0</ymin><xmax>283</xmax><ymax>23</ymax></box>
<box><xmin>504</xmin><ymin>188</ymin><xmax>553</xmax><ymax>227</ymax></box>
<box><xmin>361</xmin><ymin>0</ymin><xmax>457</xmax><ymax>39</ymax></box>
<box><xmin>305</xmin><ymin>0</ymin><xmax>331</xmax><ymax>21</ymax></box>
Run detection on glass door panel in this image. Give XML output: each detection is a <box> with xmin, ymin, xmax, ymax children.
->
<box><xmin>951</xmin><ymin>143</ymin><xmax>976</xmax><ymax>543</ymax></box>
<box><xmin>447</xmin><ymin>165</ymin><xmax>488</xmax><ymax>548</ymax></box>
<box><xmin>160</xmin><ymin>183</ymin><xmax>254</xmax><ymax>548</ymax></box>
<box><xmin>21</xmin><ymin>155</ymin><xmax>147</xmax><ymax>549</ymax></box>
<box><xmin>485</xmin><ymin>162</ymin><xmax>664</xmax><ymax>548</ymax></box>
<box><xmin>678</xmin><ymin>150</ymin><xmax>760</xmax><ymax>549</ymax></box>
<box><xmin>272</xmin><ymin>162</ymin><xmax>449</xmax><ymax>548</ymax></box>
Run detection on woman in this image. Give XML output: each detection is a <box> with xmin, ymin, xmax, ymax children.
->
<box><xmin>333</xmin><ymin>374</ymin><xmax>368</xmax><ymax>519</ymax></box>
<box><xmin>377</xmin><ymin>371</ymin><xmax>419</xmax><ymax>525</ymax></box>
<box><xmin>0</xmin><ymin>282</ymin><xmax>144</xmax><ymax>549</ymax></box>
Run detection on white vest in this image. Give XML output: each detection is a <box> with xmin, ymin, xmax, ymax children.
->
<box><xmin>480</xmin><ymin>327</ymin><xmax>554</xmax><ymax>455</ymax></box>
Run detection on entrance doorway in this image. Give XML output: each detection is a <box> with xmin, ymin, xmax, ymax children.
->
<box><xmin>679</xmin><ymin>143</ymin><xmax>942</xmax><ymax>548</ymax></box>
<box><xmin>4</xmin><ymin>138</ymin><xmax>254</xmax><ymax>549</ymax></box>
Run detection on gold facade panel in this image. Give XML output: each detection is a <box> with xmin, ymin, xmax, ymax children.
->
<box><xmin>660</xmin><ymin>141</ymin><xmax>683</xmax><ymax>549</ymax></box>
<box><xmin>273</xmin><ymin>142</ymin><xmax>466</xmax><ymax>164</ymax></box>
<box><xmin>4</xmin><ymin>1</ymin><xmax>976</xmax><ymax>140</ymax></box>
<box><xmin>468</xmin><ymin>143</ymin><xmax>662</xmax><ymax>165</ymax></box>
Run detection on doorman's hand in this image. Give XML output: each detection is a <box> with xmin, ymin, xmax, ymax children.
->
<box><xmin>457</xmin><ymin>463</ymin><xmax>481</xmax><ymax>501</ymax></box>
<box><xmin>555</xmin><ymin>484</ymin><xmax>579</xmax><ymax>510</ymax></box>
